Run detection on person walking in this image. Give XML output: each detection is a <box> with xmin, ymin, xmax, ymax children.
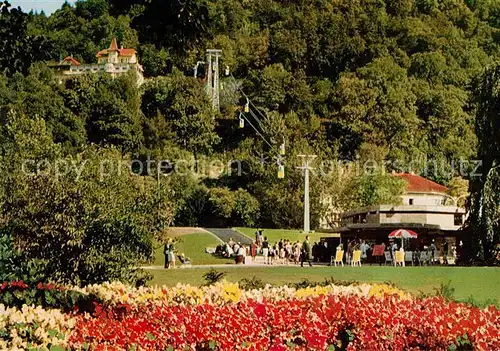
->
<box><xmin>257</xmin><ymin>230</ymin><xmax>264</xmax><ymax>247</ymax></box>
<box><xmin>164</xmin><ymin>242</ymin><xmax>170</xmax><ymax>269</ymax></box>
<box><xmin>250</xmin><ymin>241</ymin><xmax>258</xmax><ymax>261</ymax></box>
<box><xmin>164</xmin><ymin>239</ymin><xmax>175</xmax><ymax>269</ymax></box>
<box><xmin>262</xmin><ymin>237</ymin><xmax>270</xmax><ymax>264</ymax></box>
<box><xmin>301</xmin><ymin>235</ymin><xmax>313</xmax><ymax>267</ymax></box>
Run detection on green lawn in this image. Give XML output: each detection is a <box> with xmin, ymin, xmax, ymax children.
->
<box><xmin>153</xmin><ymin>232</ymin><xmax>234</xmax><ymax>266</ymax></box>
<box><xmin>148</xmin><ymin>266</ymin><xmax>500</xmax><ymax>306</ymax></box>
<box><xmin>236</xmin><ymin>227</ymin><xmax>339</xmax><ymax>245</ymax></box>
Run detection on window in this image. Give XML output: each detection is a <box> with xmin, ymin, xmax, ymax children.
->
<box><xmin>409</xmin><ymin>198</ymin><xmax>414</xmax><ymax>205</ymax></box>
<box><xmin>454</xmin><ymin>214</ymin><xmax>464</xmax><ymax>226</ymax></box>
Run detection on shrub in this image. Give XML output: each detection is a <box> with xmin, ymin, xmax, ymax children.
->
<box><xmin>239</xmin><ymin>276</ymin><xmax>265</xmax><ymax>290</ymax></box>
<box><xmin>0</xmin><ymin>233</ymin><xmax>48</xmax><ymax>285</ymax></box>
<box><xmin>291</xmin><ymin>277</ymin><xmax>359</xmax><ymax>289</ymax></box>
<box><xmin>202</xmin><ymin>269</ymin><xmax>226</xmax><ymax>286</ymax></box>
<box><xmin>0</xmin><ymin>281</ymin><xmax>98</xmax><ymax>314</ymax></box>
<box><xmin>434</xmin><ymin>281</ymin><xmax>456</xmax><ymax>301</ymax></box>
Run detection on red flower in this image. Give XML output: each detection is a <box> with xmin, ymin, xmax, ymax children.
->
<box><xmin>67</xmin><ymin>295</ymin><xmax>500</xmax><ymax>351</ymax></box>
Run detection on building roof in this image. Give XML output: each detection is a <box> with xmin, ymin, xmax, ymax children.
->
<box><xmin>394</xmin><ymin>173</ymin><xmax>448</xmax><ymax>194</ymax></box>
<box><xmin>96</xmin><ymin>38</ymin><xmax>136</xmax><ymax>58</ymax></box>
<box><xmin>117</xmin><ymin>48</ymin><xmax>136</xmax><ymax>57</ymax></box>
<box><xmin>109</xmin><ymin>37</ymin><xmax>119</xmax><ymax>51</ymax></box>
<box><xmin>61</xmin><ymin>56</ymin><xmax>81</xmax><ymax>66</ymax></box>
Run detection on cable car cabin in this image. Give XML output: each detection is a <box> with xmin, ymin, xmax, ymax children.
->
<box><xmin>279</xmin><ymin>143</ymin><xmax>286</xmax><ymax>156</ymax></box>
<box><xmin>277</xmin><ymin>164</ymin><xmax>285</xmax><ymax>178</ymax></box>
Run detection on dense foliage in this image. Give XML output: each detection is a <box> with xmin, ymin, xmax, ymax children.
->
<box><xmin>1</xmin><ymin>0</ymin><xmax>500</xmax><ymax>274</ymax></box>
<box><xmin>465</xmin><ymin>62</ymin><xmax>500</xmax><ymax>264</ymax></box>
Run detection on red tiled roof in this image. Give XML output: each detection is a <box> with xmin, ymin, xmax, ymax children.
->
<box><xmin>109</xmin><ymin>37</ymin><xmax>119</xmax><ymax>51</ymax></box>
<box><xmin>394</xmin><ymin>173</ymin><xmax>448</xmax><ymax>194</ymax></box>
<box><xmin>96</xmin><ymin>38</ymin><xmax>136</xmax><ymax>58</ymax></box>
<box><xmin>118</xmin><ymin>48</ymin><xmax>136</xmax><ymax>57</ymax></box>
<box><xmin>61</xmin><ymin>56</ymin><xmax>81</xmax><ymax>66</ymax></box>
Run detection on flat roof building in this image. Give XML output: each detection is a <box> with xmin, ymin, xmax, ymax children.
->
<box><xmin>337</xmin><ymin>173</ymin><xmax>466</xmax><ymax>246</ymax></box>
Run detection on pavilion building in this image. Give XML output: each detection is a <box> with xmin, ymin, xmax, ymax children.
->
<box><xmin>336</xmin><ymin>173</ymin><xmax>466</xmax><ymax>248</ymax></box>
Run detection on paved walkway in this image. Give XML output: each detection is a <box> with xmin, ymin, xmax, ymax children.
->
<box><xmin>205</xmin><ymin>228</ymin><xmax>253</xmax><ymax>245</ymax></box>
<box><xmin>142</xmin><ymin>261</ymin><xmax>330</xmax><ymax>270</ymax></box>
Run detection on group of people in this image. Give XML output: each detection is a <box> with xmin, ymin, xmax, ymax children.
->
<box><xmin>220</xmin><ymin>238</ymin><xmax>247</xmax><ymax>258</ymax></box>
<box><xmin>250</xmin><ymin>230</ymin><xmax>314</xmax><ymax>267</ymax></box>
<box><xmin>339</xmin><ymin>238</ymin><xmax>458</xmax><ymax>265</ymax></box>
<box><xmin>341</xmin><ymin>239</ymin><xmax>376</xmax><ymax>263</ymax></box>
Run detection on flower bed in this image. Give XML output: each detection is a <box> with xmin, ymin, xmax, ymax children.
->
<box><xmin>0</xmin><ymin>281</ymin><xmax>499</xmax><ymax>350</ymax></box>
<box><xmin>73</xmin><ymin>281</ymin><xmax>409</xmax><ymax>306</ymax></box>
<box><xmin>68</xmin><ymin>296</ymin><xmax>500</xmax><ymax>351</ymax></box>
<box><xmin>0</xmin><ymin>304</ymin><xmax>74</xmax><ymax>350</ymax></box>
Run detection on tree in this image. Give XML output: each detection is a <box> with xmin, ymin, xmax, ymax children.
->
<box><xmin>0</xmin><ymin>110</ymin><xmax>61</xmax><ymax>206</ymax></box>
<box><xmin>141</xmin><ymin>72</ymin><xmax>219</xmax><ymax>156</ymax></box>
<box><xmin>63</xmin><ymin>73</ymin><xmax>144</xmax><ymax>153</ymax></box>
<box><xmin>139</xmin><ymin>44</ymin><xmax>172</xmax><ymax>77</ymax></box>
<box><xmin>447</xmin><ymin>176</ymin><xmax>469</xmax><ymax>208</ymax></box>
<box><xmin>3</xmin><ymin>65</ymin><xmax>86</xmax><ymax>151</ymax></box>
<box><xmin>44</xmin><ymin>2</ymin><xmax>139</xmax><ymax>65</ymax></box>
<box><xmin>1</xmin><ymin>146</ymin><xmax>172</xmax><ymax>286</ymax></box>
<box><xmin>0</xmin><ymin>1</ymin><xmax>52</xmax><ymax>76</ymax></box>
<box><xmin>345</xmin><ymin>172</ymin><xmax>407</xmax><ymax>209</ymax></box>
<box><xmin>332</xmin><ymin>56</ymin><xmax>420</xmax><ymax>160</ymax></box>
<box><xmin>465</xmin><ymin>63</ymin><xmax>500</xmax><ymax>264</ymax></box>
<box><xmin>132</xmin><ymin>0</ymin><xmax>211</xmax><ymax>56</ymax></box>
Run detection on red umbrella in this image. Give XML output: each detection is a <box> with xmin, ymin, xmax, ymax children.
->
<box><xmin>389</xmin><ymin>229</ymin><xmax>418</xmax><ymax>251</ymax></box>
<box><xmin>389</xmin><ymin>229</ymin><xmax>418</xmax><ymax>239</ymax></box>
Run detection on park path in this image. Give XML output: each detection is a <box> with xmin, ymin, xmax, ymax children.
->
<box><xmin>205</xmin><ymin>228</ymin><xmax>253</xmax><ymax>245</ymax></box>
<box><xmin>141</xmin><ymin>262</ymin><xmax>330</xmax><ymax>270</ymax></box>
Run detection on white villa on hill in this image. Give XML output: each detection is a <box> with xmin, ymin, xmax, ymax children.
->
<box><xmin>52</xmin><ymin>38</ymin><xmax>144</xmax><ymax>85</ymax></box>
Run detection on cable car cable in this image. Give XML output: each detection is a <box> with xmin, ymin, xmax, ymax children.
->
<box><xmin>239</xmin><ymin>112</ymin><xmax>274</xmax><ymax>149</ymax></box>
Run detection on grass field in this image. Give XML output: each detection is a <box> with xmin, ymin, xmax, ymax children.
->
<box><xmin>153</xmin><ymin>232</ymin><xmax>234</xmax><ymax>266</ymax></box>
<box><xmin>236</xmin><ymin>227</ymin><xmax>339</xmax><ymax>244</ymax></box>
<box><xmin>148</xmin><ymin>266</ymin><xmax>500</xmax><ymax>306</ymax></box>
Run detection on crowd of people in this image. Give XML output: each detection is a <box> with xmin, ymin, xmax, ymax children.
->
<box><xmin>252</xmin><ymin>230</ymin><xmax>317</xmax><ymax>266</ymax></box>
<box><xmin>216</xmin><ymin>230</ymin><xmax>319</xmax><ymax>267</ymax></box>
<box><xmin>221</xmin><ymin>233</ymin><xmax>462</xmax><ymax>266</ymax></box>
<box><xmin>168</xmin><ymin>231</ymin><xmax>467</xmax><ymax>268</ymax></box>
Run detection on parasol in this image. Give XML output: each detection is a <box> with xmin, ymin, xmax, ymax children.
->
<box><xmin>389</xmin><ymin>229</ymin><xmax>418</xmax><ymax>251</ymax></box>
